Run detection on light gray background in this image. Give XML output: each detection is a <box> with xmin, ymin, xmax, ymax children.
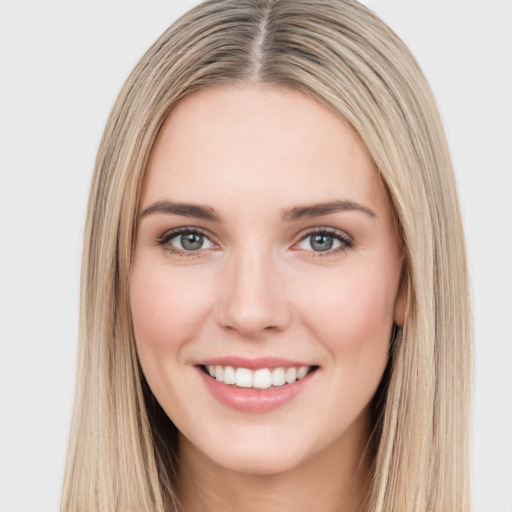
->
<box><xmin>1</xmin><ymin>1</ymin><xmax>511</xmax><ymax>511</ymax></box>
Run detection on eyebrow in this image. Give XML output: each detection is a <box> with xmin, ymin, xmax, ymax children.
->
<box><xmin>281</xmin><ymin>200</ymin><xmax>377</xmax><ymax>221</ymax></box>
<box><xmin>138</xmin><ymin>200</ymin><xmax>222</xmax><ymax>221</ymax></box>
<box><xmin>138</xmin><ymin>199</ymin><xmax>377</xmax><ymax>222</ymax></box>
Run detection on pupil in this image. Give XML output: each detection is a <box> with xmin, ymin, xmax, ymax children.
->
<box><xmin>181</xmin><ymin>233</ymin><xmax>203</xmax><ymax>250</ymax></box>
<box><xmin>311</xmin><ymin>234</ymin><xmax>333</xmax><ymax>251</ymax></box>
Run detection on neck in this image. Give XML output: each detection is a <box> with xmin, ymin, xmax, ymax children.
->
<box><xmin>177</xmin><ymin>412</ymin><xmax>372</xmax><ymax>512</ymax></box>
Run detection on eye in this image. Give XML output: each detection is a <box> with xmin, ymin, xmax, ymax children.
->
<box><xmin>158</xmin><ymin>228</ymin><xmax>216</xmax><ymax>254</ymax></box>
<box><xmin>295</xmin><ymin>228</ymin><xmax>353</xmax><ymax>254</ymax></box>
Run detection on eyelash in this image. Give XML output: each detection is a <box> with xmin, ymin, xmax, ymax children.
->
<box><xmin>295</xmin><ymin>227</ymin><xmax>354</xmax><ymax>257</ymax></box>
<box><xmin>156</xmin><ymin>227</ymin><xmax>214</xmax><ymax>258</ymax></box>
<box><xmin>156</xmin><ymin>227</ymin><xmax>354</xmax><ymax>258</ymax></box>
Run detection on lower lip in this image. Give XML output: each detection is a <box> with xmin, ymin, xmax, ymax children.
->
<box><xmin>197</xmin><ymin>367</ymin><xmax>317</xmax><ymax>413</ymax></box>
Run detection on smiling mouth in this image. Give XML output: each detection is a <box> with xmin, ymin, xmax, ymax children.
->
<box><xmin>200</xmin><ymin>364</ymin><xmax>319</xmax><ymax>390</ymax></box>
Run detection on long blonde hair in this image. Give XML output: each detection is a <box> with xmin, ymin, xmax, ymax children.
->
<box><xmin>61</xmin><ymin>1</ymin><xmax>472</xmax><ymax>510</ymax></box>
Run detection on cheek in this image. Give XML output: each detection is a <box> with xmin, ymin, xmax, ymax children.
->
<box><xmin>130</xmin><ymin>261</ymin><xmax>212</xmax><ymax>358</ymax></box>
<box><xmin>298</xmin><ymin>266</ymin><xmax>397</xmax><ymax>364</ymax></box>
<box><xmin>340</xmin><ymin>276</ymin><xmax>395</xmax><ymax>340</ymax></box>
<box><xmin>129</xmin><ymin>260</ymin><xmax>218</xmax><ymax>426</ymax></box>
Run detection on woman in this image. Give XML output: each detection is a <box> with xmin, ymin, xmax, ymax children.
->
<box><xmin>61</xmin><ymin>0</ymin><xmax>472</xmax><ymax>511</ymax></box>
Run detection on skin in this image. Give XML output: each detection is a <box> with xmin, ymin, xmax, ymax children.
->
<box><xmin>131</xmin><ymin>84</ymin><xmax>404</xmax><ymax>512</ymax></box>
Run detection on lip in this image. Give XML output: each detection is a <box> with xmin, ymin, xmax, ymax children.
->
<box><xmin>195</xmin><ymin>362</ymin><xmax>318</xmax><ymax>413</ymax></box>
<box><xmin>195</xmin><ymin>356</ymin><xmax>314</xmax><ymax>370</ymax></box>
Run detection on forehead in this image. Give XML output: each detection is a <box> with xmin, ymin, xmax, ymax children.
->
<box><xmin>141</xmin><ymin>84</ymin><xmax>389</xmax><ymax>218</ymax></box>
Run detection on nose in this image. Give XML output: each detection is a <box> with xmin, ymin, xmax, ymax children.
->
<box><xmin>215</xmin><ymin>245</ymin><xmax>292</xmax><ymax>338</ymax></box>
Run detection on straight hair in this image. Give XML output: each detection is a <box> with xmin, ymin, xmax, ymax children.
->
<box><xmin>61</xmin><ymin>1</ymin><xmax>472</xmax><ymax>510</ymax></box>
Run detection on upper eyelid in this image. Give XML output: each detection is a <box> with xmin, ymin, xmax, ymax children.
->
<box><xmin>159</xmin><ymin>226</ymin><xmax>213</xmax><ymax>241</ymax></box>
<box><xmin>297</xmin><ymin>226</ymin><xmax>353</xmax><ymax>242</ymax></box>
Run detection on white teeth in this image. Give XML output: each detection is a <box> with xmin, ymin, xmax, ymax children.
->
<box><xmin>272</xmin><ymin>367</ymin><xmax>286</xmax><ymax>386</ymax></box>
<box><xmin>205</xmin><ymin>364</ymin><xmax>313</xmax><ymax>388</ymax></box>
<box><xmin>297</xmin><ymin>366</ymin><xmax>309</xmax><ymax>379</ymax></box>
<box><xmin>235</xmin><ymin>368</ymin><xmax>253</xmax><ymax>388</ymax></box>
<box><xmin>253</xmin><ymin>369</ymin><xmax>272</xmax><ymax>389</ymax></box>
<box><xmin>223</xmin><ymin>365</ymin><xmax>236</xmax><ymax>385</ymax></box>
<box><xmin>285</xmin><ymin>367</ymin><xmax>297</xmax><ymax>384</ymax></box>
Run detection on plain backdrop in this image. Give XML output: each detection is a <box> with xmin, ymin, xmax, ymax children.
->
<box><xmin>0</xmin><ymin>1</ymin><xmax>511</xmax><ymax>511</ymax></box>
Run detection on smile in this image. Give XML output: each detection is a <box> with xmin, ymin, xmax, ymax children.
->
<box><xmin>202</xmin><ymin>364</ymin><xmax>315</xmax><ymax>389</ymax></box>
<box><xmin>196</xmin><ymin>360</ymin><xmax>319</xmax><ymax>413</ymax></box>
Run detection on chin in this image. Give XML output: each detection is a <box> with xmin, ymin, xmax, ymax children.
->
<box><xmin>180</xmin><ymin>428</ymin><xmax>312</xmax><ymax>477</ymax></box>
<box><xmin>211</xmin><ymin>448</ymin><xmax>303</xmax><ymax>477</ymax></box>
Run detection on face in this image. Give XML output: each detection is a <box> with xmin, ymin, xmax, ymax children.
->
<box><xmin>131</xmin><ymin>85</ymin><xmax>404</xmax><ymax>476</ymax></box>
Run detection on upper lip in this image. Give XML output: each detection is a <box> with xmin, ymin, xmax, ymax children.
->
<box><xmin>194</xmin><ymin>356</ymin><xmax>317</xmax><ymax>370</ymax></box>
